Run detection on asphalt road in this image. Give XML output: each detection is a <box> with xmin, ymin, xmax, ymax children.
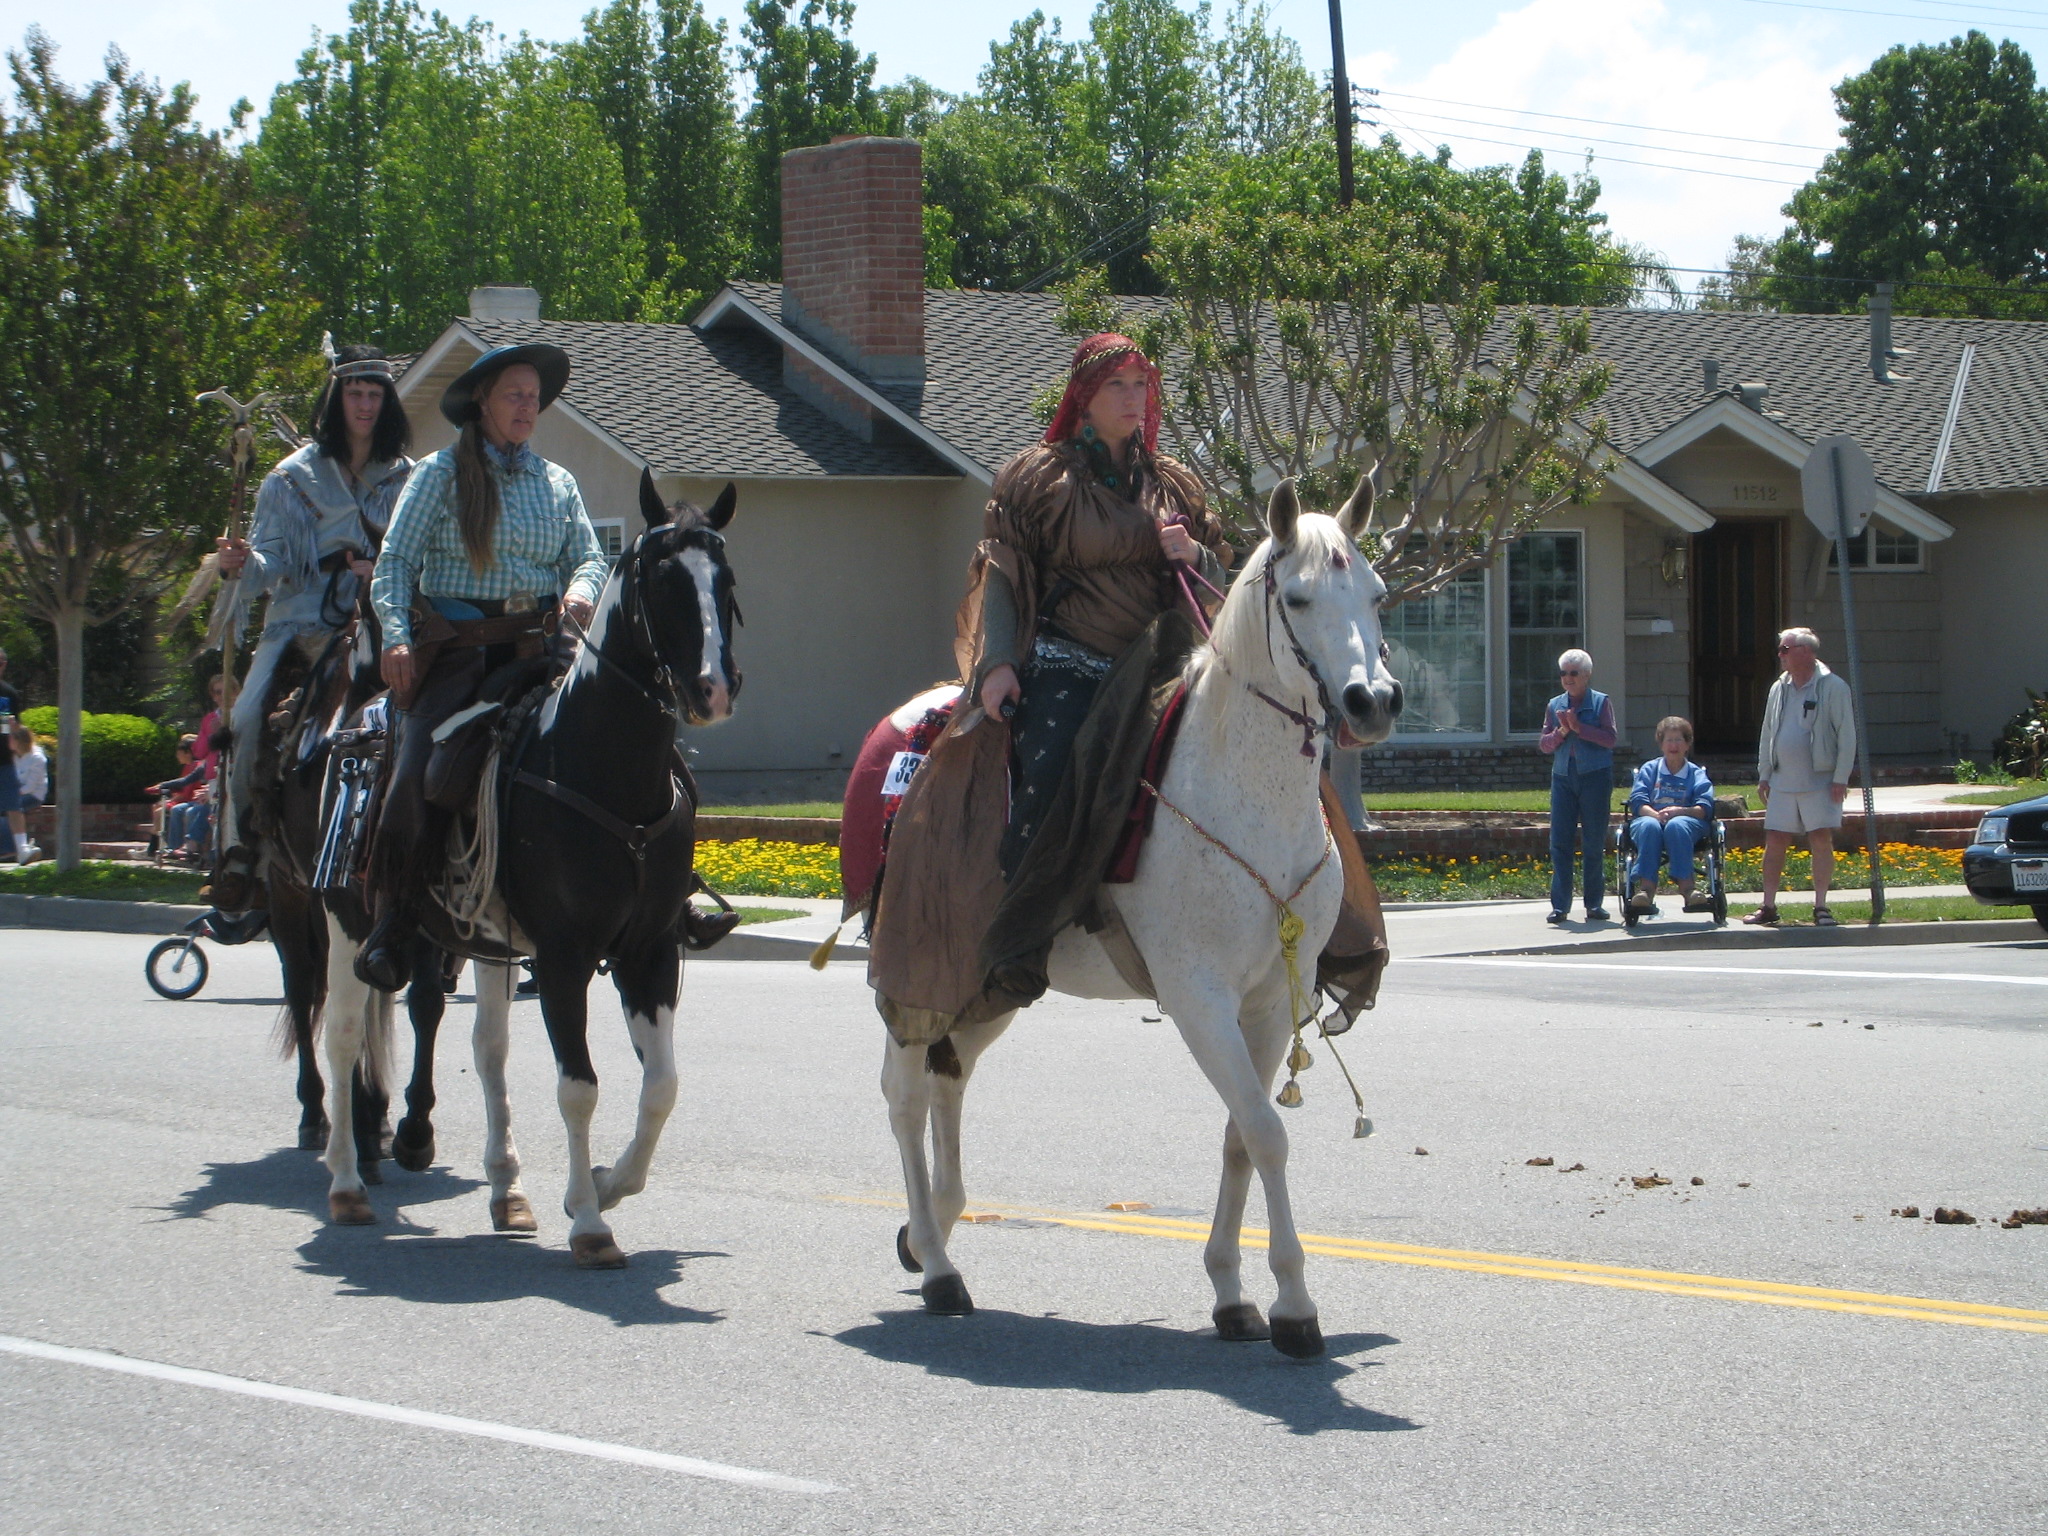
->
<box><xmin>3</xmin><ymin>928</ymin><xmax>2044</xmax><ymax>1535</ymax></box>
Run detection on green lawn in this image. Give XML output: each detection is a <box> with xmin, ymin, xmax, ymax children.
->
<box><xmin>0</xmin><ymin>860</ymin><xmax>206</xmax><ymax>904</ymax></box>
<box><xmin>732</xmin><ymin>905</ymin><xmax>808</xmax><ymax>925</ymax></box>
<box><xmin>1944</xmin><ymin>783</ymin><xmax>2047</xmax><ymax>806</ymax></box>
<box><xmin>700</xmin><ymin>801</ymin><xmax>842</xmax><ymax>818</ymax></box>
<box><xmin>707</xmin><ymin>788</ymin><xmax>1766</xmax><ymax>818</ymax></box>
<box><xmin>1728</xmin><ymin>895</ymin><xmax>2039</xmax><ymax>924</ymax></box>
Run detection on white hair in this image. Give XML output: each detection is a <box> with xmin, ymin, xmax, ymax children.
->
<box><xmin>1557</xmin><ymin>648</ymin><xmax>1593</xmax><ymax>675</ymax></box>
<box><xmin>1777</xmin><ymin>627</ymin><xmax>1820</xmax><ymax>652</ymax></box>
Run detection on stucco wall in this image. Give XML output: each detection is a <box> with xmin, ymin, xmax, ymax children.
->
<box><xmin>1933</xmin><ymin>491</ymin><xmax>2048</xmax><ymax>755</ymax></box>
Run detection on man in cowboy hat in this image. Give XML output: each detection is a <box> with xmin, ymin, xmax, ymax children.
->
<box><xmin>353</xmin><ymin>342</ymin><xmax>607</xmax><ymax>990</ymax></box>
<box><xmin>208</xmin><ymin>342</ymin><xmax>414</xmax><ymax>910</ymax></box>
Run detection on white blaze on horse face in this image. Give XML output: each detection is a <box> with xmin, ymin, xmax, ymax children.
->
<box><xmin>679</xmin><ymin>546</ymin><xmax>731</xmax><ymax>721</ymax></box>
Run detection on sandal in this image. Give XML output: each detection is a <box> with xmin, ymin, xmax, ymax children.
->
<box><xmin>1741</xmin><ymin>907</ymin><xmax>1780</xmax><ymax>927</ymax></box>
<box><xmin>1813</xmin><ymin>906</ymin><xmax>1838</xmax><ymax>927</ymax></box>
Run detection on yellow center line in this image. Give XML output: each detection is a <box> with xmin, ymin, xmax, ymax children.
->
<box><xmin>828</xmin><ymin>1195</ymin><xmax>2048</xmax><ymax>1335</ymax></box>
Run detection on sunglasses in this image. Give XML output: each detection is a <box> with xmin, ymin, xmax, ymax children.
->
<box><xmin>1777</xmin><ymin>643</ymin><xmax>1808</xmax><ymax>654</ymax></box>
<box><xmin>1559</xmin><ymin>668</ymin><xmax>1585</xmax><ymax>677</ymax></box>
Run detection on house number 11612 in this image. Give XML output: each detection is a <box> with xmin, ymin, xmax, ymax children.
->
<box><xmin>1731</xmin><ymin>484</ymin><xmax>1782</xmax><ymax>503</ymax></box>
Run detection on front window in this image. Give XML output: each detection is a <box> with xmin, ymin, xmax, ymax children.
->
<box><xmin>1827</xmin><ymin>526</ymin><xmax>1923</xmax><ymax>570</ymax></box>
<box><xmin>1386</xmin><ymin>563</ymin><xmax>1489</xmax><ymax>737</ymax></box>
<box><xmin>590</xmin><ymin>520</ymin><xmax>626</xmax><ymax>560</ymax></box>
<box><xmin>1507</xmin><ymin>532</ymin><xmax>1584</xmax><ymax>732</ymax></box>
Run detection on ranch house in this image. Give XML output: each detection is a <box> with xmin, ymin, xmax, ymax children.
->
<box><xmin>395</xmin><ymin>137</ymin><xmax>2048</xmax><ymax>798</ymax></box>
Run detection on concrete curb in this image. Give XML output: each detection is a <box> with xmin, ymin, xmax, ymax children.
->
<box><xmin>0</xmin><ymin>895</ymin><xmax>207</xmax><ymax>936</ymax></box>
<box><xmin>701</xmin><ymin>929</ymin><xmax>870</xmax><ymax>964</ymax></box>
<box><xmin>1459</xmin><ymin>919</ymin><xmax>2046</xmax><ymax>958</ymax></box>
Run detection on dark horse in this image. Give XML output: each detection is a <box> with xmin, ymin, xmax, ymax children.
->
<box><xmin>318</xmin><ymin>473</ymin><xmax>741</xmax><ymax>1267</ymax></box>
<box><xmin>254</xmin><ymin>615</ymin><xmax>448</xmax><ymax>1176</ymax></box>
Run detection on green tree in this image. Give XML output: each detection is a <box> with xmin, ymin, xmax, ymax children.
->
<box><xmin>1073</xmin><ymin>187</ymin><xmax>1614</xmax><ymax>600</ymax></box>
<box><xmin>647</xmin><ymin>0</ymin><xmax>741</xmax><ymax>306</ymax></box>
<box><xmin>737</xmin><ymin>0</ymin><xmax>889</xmax><ymax>276</ymax></box>
<box><xmin>255</xmin><ymin>5</ymin><xmax>657</xmax><ymax>348</ymax></box>
<box><xmin>0</xmin><ymin>33</ymin><xmax>318</xmax><ymax>866</ymax></box>
<box><xmin>1753</xmin><ymin>31</ymin><xmax>2048</xmax><ymax>312</ymax></box>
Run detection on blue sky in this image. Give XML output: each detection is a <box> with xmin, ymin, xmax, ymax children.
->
<box><xmin>9</xmin><ymin>1</ymin><xmax>2041</xmax><ymax>288</ymax></box>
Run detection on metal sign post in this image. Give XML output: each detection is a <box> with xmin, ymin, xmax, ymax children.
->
<box><xmin>1799</xmin><ymin>434</ymin><xmax>1884</xmax><ymax>925</ymax></box>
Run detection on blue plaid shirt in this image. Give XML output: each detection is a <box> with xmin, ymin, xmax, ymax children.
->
<box><xmin>372</xmin><ymin>441</ymin><xmax>608</xmax><ymax>647</ymax></box>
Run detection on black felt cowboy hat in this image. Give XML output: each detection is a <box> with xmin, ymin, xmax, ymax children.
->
<box><xmin>439</xmin><ymin>343</ymin><xmax>571</xmax><ymax>427</ymax></box>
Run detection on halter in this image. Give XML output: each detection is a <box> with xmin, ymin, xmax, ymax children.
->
<box><xmin>565</xmin><ymin>522</ymin><xmax>740</xmax><ymax>725</ymax></box>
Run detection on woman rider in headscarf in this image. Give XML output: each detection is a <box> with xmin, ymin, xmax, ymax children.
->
<box><xmin>354</xmin><ymin>343</ymin><xmax>609</xmax><ymax>990</ymax></box>
<box><xmin>966</xmin><ymin>333</ymin><xmax>1230</xmax><ymax>879</ymax></box>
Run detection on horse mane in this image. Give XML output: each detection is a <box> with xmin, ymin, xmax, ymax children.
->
<box><xmin>1196</xmin><ymin>514</ymin><xmax>1353</xmax><ymax>686</ymax></box>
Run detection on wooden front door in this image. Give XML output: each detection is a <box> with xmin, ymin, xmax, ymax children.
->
<box><xmin>1690</xmin><ymin>521</ymin><xmax>1782</xmax><ymax>752</ymax></box>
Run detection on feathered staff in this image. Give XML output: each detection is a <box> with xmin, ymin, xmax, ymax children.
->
<box><xmin>168</xmin><ymin>384</ymin><xmax>307</xmax><ymax>649</ymax></box>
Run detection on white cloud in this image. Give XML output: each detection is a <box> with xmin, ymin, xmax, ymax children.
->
<box><xmin>1356</xmin><ymin>0</ymin><xmax>1867</xmax><ymax>283</ymax></box>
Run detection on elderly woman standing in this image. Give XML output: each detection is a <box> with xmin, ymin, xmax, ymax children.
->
<box><xmin>355</xmin><ymin>344</ymin><xmax>608</xmax><ymax>990</ymax></box>
<box><xmin>1539</xmin><ymin>647</ymin><xmax>1617</xmax><ymax>923</ymax></box>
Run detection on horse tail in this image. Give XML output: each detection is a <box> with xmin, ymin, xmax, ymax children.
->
<box><xmin>361</xmin><ymin>987</ymin><xmax>395</xmax><ymax>1095</ymax></box>
<box><xmin>271</xmin><ymin>998</ymin><xmax>324</xmax><ymax>1062</ymax></box>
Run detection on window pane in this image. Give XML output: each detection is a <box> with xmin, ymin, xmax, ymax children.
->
<box><xmin>1874</xmin><ymin>528</ymin><xmax>1921</xmax><ymax>566</ymax></box>
<box><xmin>1386</xmin><ymin>567</ymin><xmax>1488</xmax><ymax>736</ymax></box>
<box><xmin>1507</xmin><ymin>533</ymin><xmax>1582</xmax><ymax>733</ymax></box>
<box><xmin>591</xmin><ymin>521</ymin><xmax>626</xmax><ymax>559</ymax></box>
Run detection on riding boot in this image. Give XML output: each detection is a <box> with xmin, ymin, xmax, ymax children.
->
<box><xmin>355</xmin><ymin>897</ymin><xmax>419</xmax><ymax>993</ymax></box>
<box><xmin>201</xmin><ymin>846</ymin><xmax>259</xmax><ymax>912</ymax></box>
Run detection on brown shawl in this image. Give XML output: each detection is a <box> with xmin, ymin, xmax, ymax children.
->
<box><xmin>870</xmin><ymin>444</ymin><xmax>1227</xmax><ymax>1045</ymax></box>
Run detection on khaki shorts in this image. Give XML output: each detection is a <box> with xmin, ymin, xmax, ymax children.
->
<box><xmin>1764</xmin><ymin>786</ymin><xmax>1844</xmax><ymax>835</ymax></box>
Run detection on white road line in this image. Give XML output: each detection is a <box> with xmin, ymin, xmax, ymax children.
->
<box><xmin>0</xmin><ymin>1334</ymin><xmax>836</xmax><ymax>1496</ymax></box>
<box><xmin>1411</xmin><ymin>957</ymin><xmax>2048</xmax><ymax>986</ymax></box>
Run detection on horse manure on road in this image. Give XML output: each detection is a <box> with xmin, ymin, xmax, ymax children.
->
<box><xmin>1525</xmin><ymin>1156</ymin><xmax>1554</xmax><ymax>1166</ymax></box>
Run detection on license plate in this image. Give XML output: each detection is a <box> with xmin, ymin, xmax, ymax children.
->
<box><xmin>2013</xmin><ymin>859</ymin><xmax>2048</xmax><ymax>893</ymax></box>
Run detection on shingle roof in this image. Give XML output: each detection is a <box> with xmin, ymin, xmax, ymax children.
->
<box><xmin>1574</xmin><ymin>308</ymin><xmax>2048</xmax><ymax>498</ymax></box>
<box><xmin>457</xmin><ymin>316</ymin><xmax>953</xmax><ymax>480</ymax></box>
<box><xmin>724</xmin><ymin>283</ymin><xmax>2048</xmax><ymax>500</ymax></box>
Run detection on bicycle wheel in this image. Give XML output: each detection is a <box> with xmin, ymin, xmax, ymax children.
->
<box><xmin>145</xmin><ymin>937</ymin><xmax>209</xmax><ymax>1000</ymax></box>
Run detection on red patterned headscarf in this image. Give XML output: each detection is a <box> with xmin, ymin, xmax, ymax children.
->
<box><xmin>1043</xmin><ymin>333</ymin><xmax>1162</xmax><ymax>454</ymax></box>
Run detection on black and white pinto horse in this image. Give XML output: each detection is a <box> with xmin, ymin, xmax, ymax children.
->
<box><xmin>318</xmin><ymin>476</ymin><xmax>741</xmax><ymax>1268</ymax></box>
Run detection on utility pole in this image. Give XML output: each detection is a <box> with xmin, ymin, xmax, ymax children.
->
<box><xmin>1329</xmin><ymin>0</ymin><xmax>1355</xmax><ymax>207</ymax></box>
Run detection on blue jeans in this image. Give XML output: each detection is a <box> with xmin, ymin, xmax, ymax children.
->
<box><xmin>1630</xmin><ymin>814</ymin><xmax>1707</xmax><ymax>886</ymax></box>
<box><xmin>1549</xmin><ymin>769</ymin><xmax>1612</xmax><ymax>914</ymax></box>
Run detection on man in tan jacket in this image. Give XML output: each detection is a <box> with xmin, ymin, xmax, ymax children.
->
<box><xmin>1745</xmin><ymin>627</ymin><xmax>1857</xmax><ymax>927</ymax></box>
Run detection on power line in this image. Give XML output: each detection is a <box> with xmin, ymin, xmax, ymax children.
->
<box><xmin>1387</xmin><ymin>105</ymin><xmax>1823</xmax><ymax>171</ymax></box>
<box><xmin>1383</xmin><ymin>122</ymin><xmax>1810</xmax><ymax>186</ymax></box>
<box><xmin>1731</xmin><ymin>0</ymin><xmax>2048</xmax><ymax>31</ymax></box>
<box><xmin>1369</xmin><ymin>89</ymin><xmax>1835</xmax><ymax>153</ymax></box>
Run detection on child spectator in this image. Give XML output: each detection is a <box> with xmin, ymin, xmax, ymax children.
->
<box><xmin>149</xmin><ymin>736</ymin><xmax>212</xmax><ymax>861</ymax></box>
<box><xmin>5</xmin><ymin>721</ymin><xmax>46</xmax><ymax>864</ymax></box>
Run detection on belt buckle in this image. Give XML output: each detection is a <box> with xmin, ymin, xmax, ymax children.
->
<box><xmin>506</xmin><ymin>593</ymin><xmax>537</xmax><ymax>614</ymax></box>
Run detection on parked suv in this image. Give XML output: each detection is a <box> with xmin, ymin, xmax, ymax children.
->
<box><xmin>1961</xmin><ymin>791</ymin><xmax>2048</xmax><ymax>933</ymax></box>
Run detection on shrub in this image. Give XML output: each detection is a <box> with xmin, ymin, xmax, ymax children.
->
<box><xmin>1992</xmin><ymin>690</ymin><xmax>2048</xmax><ymax>779</ymax></box>
<box><xmin>17</xmin><ymin>707</ymin><xmax>180</xmax><ymax>802</ymax></box>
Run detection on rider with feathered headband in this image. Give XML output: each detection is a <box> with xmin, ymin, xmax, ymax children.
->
<box><xmin>207</xmin><ymin>338</ymin><xmax>414</xmax><ymax>910</ymax></box>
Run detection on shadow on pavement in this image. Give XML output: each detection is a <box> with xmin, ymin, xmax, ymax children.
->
<box><xmin>159</xmin><ymin>1147</ymin><xmax>484</xmax><ymax>1222</ymax></box>
<box><xmin>295</xmin><ymin>1227</ymin><xmax>727</xmax><ymax>1328</ymax></box>
<box><xmin>831</xmin><ymin>1308</ymin><xmax>1416</xmax><ymax>1435</ymax></box>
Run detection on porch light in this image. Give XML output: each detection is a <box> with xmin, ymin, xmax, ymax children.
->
<box><xmin>1660</xmin><ymin>539</ymin><xmax>1689</xmax><ymax>586</ymax></box>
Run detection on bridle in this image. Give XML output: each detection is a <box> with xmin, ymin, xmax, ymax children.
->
<box><xmin>565</xmin><ymin>522</ymin><xmax>741</xmax><ymax>726</ymax></box>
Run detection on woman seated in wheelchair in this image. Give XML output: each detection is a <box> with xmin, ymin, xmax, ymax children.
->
<box><xmin>1626</xmin><ymin>716</ymin><xmax>1715</xmax><ymax>916</ymax></box>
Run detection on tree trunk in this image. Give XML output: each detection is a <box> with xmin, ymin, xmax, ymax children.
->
<box><xmin>53</xmin><ymin>603</ymin><xmax>85</xmax><ymax>872</ymax></box>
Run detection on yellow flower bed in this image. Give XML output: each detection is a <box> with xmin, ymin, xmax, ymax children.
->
<box><xmin>695</xmin><ymin>838</ymin><xmax>842</xmax><ymax>898</ymax></box>
<box><xmin>1717</xmin><ymin>842</ymin><xmax>1962</xmax><ymax>887</ymax></box>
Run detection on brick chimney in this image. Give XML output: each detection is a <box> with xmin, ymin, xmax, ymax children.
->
<box><xmin>780</xmin><ymin>136</ymin><xmax>926</xmax><ymax>436</ymax></box>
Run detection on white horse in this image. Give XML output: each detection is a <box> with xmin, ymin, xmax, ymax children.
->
<box><xmin>881</xmin><ymin>478</ymin><xmax>1400</xmax><ymax>1358</ymax></box>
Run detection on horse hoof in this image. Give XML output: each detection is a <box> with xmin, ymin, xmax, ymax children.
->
<box><xmin>329</xmin><ymin>1190</ymin><xmax>377</xmax><ymax>1225</ymax></box>
<box><xmin>920</xmin><ymin>1274</ymin><xmax>974</xmax><ymax>1315</ymax></box>
<box><xmin>391</xmin><ymin>1120</ymin><xmax>435</xmax><ymax>1173</ymax></box>
<box><xmin>298</xmin><ymin>1120</ymin><xmax>329</xmax><ymax>1152</ymax></box>
<box><xmin>896</xmin><ymin>1223</ymin><xmax>923</xmax><ymax>1273</ymax></box>
<box><xmin>358</xmin><ymin>1160</ymin><xmax>382</xmax><ymax>1186</ymax></box>
<box><xmin>1271</xmin><ymin>1315</ymin><xmax>1325</xmax><ymax>1359</ymax></box>
<box><xmin>571</xmin><ymin>1233</ymin><xmax>629</xmax><ymax>1269</ymax></box>
<box><xmin>492</xmin><ymin>1195</ymin><xmax>538</xmax><ymax>1235</ymax></box>
<box><xmin>1214</xmin><ymin>1302</ymin><xmax>1271</xmax><ymax>1342</ymax></box>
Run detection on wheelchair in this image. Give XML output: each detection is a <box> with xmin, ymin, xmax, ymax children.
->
<box><xmin>1615</xmin><ymin>809</ymin><xmax>1728</xmax><ymax>927</ymax></box>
